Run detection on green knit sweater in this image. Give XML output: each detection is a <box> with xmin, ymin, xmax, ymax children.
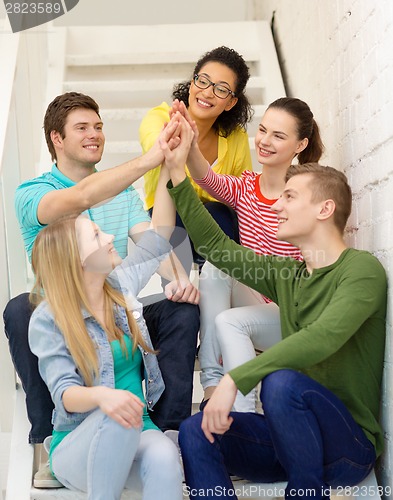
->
<box><xmin>168</xmin><ymin>177</ymin><xmax>387</xmax><ymax>456</ymax></box>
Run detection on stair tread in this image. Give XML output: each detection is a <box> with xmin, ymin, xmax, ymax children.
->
<box><xmin>66</xmin><ymin>48</ymin><xmax>262</xmax><ymax>67</ymax></box>
<box><xmin>64</xmin><ymin>75</ymin><xmax>266</xmax><ymax>92</ymax></box>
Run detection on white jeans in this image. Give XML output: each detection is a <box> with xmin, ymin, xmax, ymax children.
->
<box><xmin>199</xmin><ymin>261</ymin><xmax>281</xmax><ymax>411</ymax></box>
<box><xmin>216</xmin><ymin>301</ymin><xmax>281</xmax><ymax>412</ymax></box>
<box><xmin>52</xmin><ymin>409</ymin><xmax>183</xmax><ymax>500</ymax></box>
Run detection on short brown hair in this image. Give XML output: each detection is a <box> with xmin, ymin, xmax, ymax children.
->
<box><xmin>285</xmin><ymin>163</ymin><xmax>352</xmax><ymax>233</ymax></box>
<box><xmin>44</xmin><ymin>92</ymin><xmax>100</xmax><ymax>161</ymax></box>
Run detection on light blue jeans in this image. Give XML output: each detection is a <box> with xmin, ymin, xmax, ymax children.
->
<box><xmin>51</xmin><ymin>409</ymin><xmax>183</xmax><ymax>500</ymax></box>
<box><xmin>199</xmin><ymin>261</ymin><xmax>281</xmax><ymax>411</ymax></box>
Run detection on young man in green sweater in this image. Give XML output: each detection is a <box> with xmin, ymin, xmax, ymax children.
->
<box><xmin>157</xmin><ymin>116</ymin><xmax>387</xmax><ymax>499</ymax></box>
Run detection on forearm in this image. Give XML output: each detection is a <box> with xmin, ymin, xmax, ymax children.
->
<box><xmin>150</xmin><ymin>164</ymin><xmax>175</xmax><ymax>240</ymax></box>
<box><xmin>187</xmin><ymin>144</ymin><xmax>210</xmax><ymax>180</ymax></box>
<box><xmin>157</xmin><ymin>251</ymin><xmax>189</xmax><ymax>282</ymax></box>
<box><xmin>77</xmin><ymin>155</ymin><xmax>157</xmax><ymax>207</ymax></box>
<box><xmin>38</xmin><ymin>155</ymin><xmax>159</xmax><ymax>225</ymax></box>
<box><xmin>62</xmin><ymin>385</ymin><xmax>107</xmax><ymax>413</ymax></box>
<box><xmin>168</xmin><ymin>164</ymin><xmax>188</xmax><ymax>188</ymax></box>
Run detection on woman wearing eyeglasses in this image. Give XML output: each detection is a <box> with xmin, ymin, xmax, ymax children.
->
<box><xmin>139</xmin><ymin>46</ymin><xmax>253</xmax><ymax>265</ymax></box>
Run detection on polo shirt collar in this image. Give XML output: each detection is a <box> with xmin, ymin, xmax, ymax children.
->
<box><xmin>51</xmin><ymin>164</ymin><xmax>97</xmax><ymax>187</ymax></box>
<box><xmin>51</xmin><ymin>164</ymin><xmax>76</xmax><ymax>187</ymax></box>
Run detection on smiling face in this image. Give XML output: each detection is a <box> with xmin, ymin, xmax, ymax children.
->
<box><xmin>75</xmin><ymin>216</ymin><xmax>122</xmax><ymax>275</ymax></box>
<box><xmin>271</xmin><ymin>173</ymin><xmax>322</xmax><ymax>246</ymax></box>
<box><xmin>51</xmin><ymin>108</ymin><xmax>105</xmax><ymax>170</ymax></box>
<box><xmin>254</xmin><ymin>107</ymin><xmax>308</xmax><ymax>169</ymax></box>
<box><xmin>188</xmin><ymin>61</ymin><xmax>238</xmax><ymax>122</ymax></box>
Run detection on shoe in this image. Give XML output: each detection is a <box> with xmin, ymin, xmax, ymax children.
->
<box><xmin>199</xmin><ymin>398</ymin><xmax>209</xmax><ymax>411</ymax></box>
<box><xmin>33</xmin><ymin>436</ymin><xmax>64</xmax><ymax>488</ymax></box>
<box><xmin>33</xmin><ymin>462</ymin><xmax>63</xmax><ymax>488</ymax></box>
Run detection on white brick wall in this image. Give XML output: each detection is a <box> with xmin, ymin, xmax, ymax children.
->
<box><xmin>253</xmin><ymin>0</ymin><xmax>393</xmax><ymax>493</ymax></box>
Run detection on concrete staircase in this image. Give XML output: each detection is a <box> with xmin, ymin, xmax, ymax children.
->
<box><xmin>56</xmin><ymin>21</ymin><xmax>286</xmax><ymax>181</ymax></box>
<box><xmin>7</xmin><ymin>20</ymin><xmax>287</xmax><ymax>500</ymax></box>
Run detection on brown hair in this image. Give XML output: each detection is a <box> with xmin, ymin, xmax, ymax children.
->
<box><xmin>285</xmin><ymin>163</ymin><xmax>352</xmax><ymax>233</ymax></box>
<box><xmin>267</xmin><ymin>97</ymin><xmax>324</xmax><ymax>163</ymax></box>
<box><xmin>44</xmin><ymin>92</ymin><xmax>101</xmax><ymax>162</ymax></box>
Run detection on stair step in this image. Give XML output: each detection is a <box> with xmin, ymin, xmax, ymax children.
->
<box><xmin>30</xmin><ymin>487</ymin><xmax>142</xmax><ymax>499</ymax></box>
<box><xmin>104</xmin><ymin>140</ymin><xmax>141</xmax><ymax>155</ymax></box>
<box><xmin>66</xmin><ymin>48</ymin><xmax>262</xmax><ymax>68</ymax></box>
<box><xmin>63</xmin><ymin>76</ymin><xmax>267</xmax><ymax>109</ymax></box>
<box><xmin>65</xmin><ymin>22</ymin><xmax>267</xmax><ymax>68</ymax></box>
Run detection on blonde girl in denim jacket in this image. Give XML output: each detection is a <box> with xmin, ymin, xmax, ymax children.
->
<box><xmin>28</xmin><ymin>210</ymin><xmax>183</xmax><ymax>500</ymax></box>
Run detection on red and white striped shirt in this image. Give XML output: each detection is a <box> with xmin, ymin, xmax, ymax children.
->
<box><xmin>195</xmin><ymin>169</ymin><xmax>302</xmax><ymax>260</ymax></box>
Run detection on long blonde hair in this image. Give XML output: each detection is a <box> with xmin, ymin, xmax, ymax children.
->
<box><xmin>30</xmin><ymin>214</ymin><xmax>153</xmax><ymax>386</ymax></box>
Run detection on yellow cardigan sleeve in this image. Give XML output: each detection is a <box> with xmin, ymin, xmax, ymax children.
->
<box><xmin>139</xmin><ymin>102</ymin><xmax>252</xmax><ymax>209</ymax></box>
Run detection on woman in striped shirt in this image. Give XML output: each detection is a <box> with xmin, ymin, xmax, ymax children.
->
<box><xmin>172</xmin><ymin>97</ymin><xmax>324</xmax><ymax>412</ymax></box>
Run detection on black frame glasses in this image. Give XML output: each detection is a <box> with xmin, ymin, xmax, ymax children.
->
<box><xmin>193</xmin><ymin>74</ymin><xmax>236</xmax><ymax>99</ymax></box>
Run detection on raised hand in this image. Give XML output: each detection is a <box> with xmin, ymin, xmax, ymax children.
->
<box><xmin>170</xmin><ymin>99</ymin><xmax>199</xmax><ymax>146</ymax></box>
<box><xmin>160</xmin><ymin>113</ymin><xmax>194</xmax><ymax>173</ymax></box>
<box><xmin>143</xmin><ymin>115</ymin><xmax>182</xmax><ymax>169</ymax></box>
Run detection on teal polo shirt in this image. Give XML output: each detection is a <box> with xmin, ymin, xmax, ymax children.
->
<box><xmin>15</xmin><ymin>164</ymin><xmax>150</xmax><ymax>261</ymax></box>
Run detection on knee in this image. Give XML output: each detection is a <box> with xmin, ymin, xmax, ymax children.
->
<box><xmin>179</xmin><ymin>414</ymin><xmax>205</xmax><ymax>455</ymax></box>
<box><xmin>103</xmin><ymin>413</ymin><xmax>142</xmax><ymax>446</ymax></box>
<box><xmin>3</xmin><ymin>293</ymin><xmax>32</xmax><ymax>338</ymax></box>
<box><xmin>143</xmin><ymin>436</ymin><xmax>182</xmax><ymax>482</ymax></box>
<box><xmin>169</xmin><ymin>302</ymin><xmax>200</xmax><ymax>334</ymax></box>
<box><xmin>151</xmin><ymin>437</ymin><xmax>179</xmax><ymax>466</ymax></box>
<box><xmin>215</xmin><ymin>309</ymin><xmax>241</xmax><ymax>343</ymax></box>
<box><xmin>261</xmin><ymin>369</ymin><xmax>299</xmax><ymax>412</ymax></box>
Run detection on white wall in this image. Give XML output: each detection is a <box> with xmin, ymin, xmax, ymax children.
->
<box><xmin>52</xmin><ymin>0</ymin><xmax>255</xmax><ymax>26</ymax></box>
<box><xmin>254</xmin><ymin>0</ymin><xmax>393</xmax><ymax>493</ymax></box>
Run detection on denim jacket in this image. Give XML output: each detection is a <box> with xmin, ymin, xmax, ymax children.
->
<box><xmin>29</xmin><ymin>230</ymin><xmax>171</xmax><ymax>432</ymax></box>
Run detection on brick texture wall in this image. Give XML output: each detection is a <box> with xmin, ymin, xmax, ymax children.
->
<box><xmin>253</xmin><ymin>0</ymin><xmax>393</xmax><ymax>493</ymax></box>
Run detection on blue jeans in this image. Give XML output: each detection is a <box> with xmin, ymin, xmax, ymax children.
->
<box><xmin>179</xmin><ymin>370</ymin><xmax>376</xmax><ymax>500</ymax></box>
<box><xmin>143</xmin><ymin>297</ymin><xmax>199</xmax><ymax>431</ymax></box>
<box><xmin>52</xmin><ymin>409</ymin><xmax>183</xmax><ymax>500</ymax></box>
<box><xmin>3</xmin><ymin>292</ymin><xmax>199</xmax><ymax>442</ymax></box>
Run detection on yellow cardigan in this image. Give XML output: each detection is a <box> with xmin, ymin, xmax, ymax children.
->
<box><xmin>139</xmin><ymin>102</ymin><xmax>252</xmax><ymax>210</ymax></box>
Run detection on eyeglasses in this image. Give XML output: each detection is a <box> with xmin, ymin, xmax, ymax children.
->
<box><xmin>193</xmin><ymin>74</ymin><xmax>235</xmax><ymax>99</ymax></box>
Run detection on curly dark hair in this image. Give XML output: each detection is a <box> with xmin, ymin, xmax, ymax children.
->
<box><xmin>44</xmin><ymin>92</ymin><xmax>101</xmax><ymax>162</ymax></box>
<box><xmin>172</xmin><ymin>46</ymin><xmax>253</xmax><ymax>137</ymax></box>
